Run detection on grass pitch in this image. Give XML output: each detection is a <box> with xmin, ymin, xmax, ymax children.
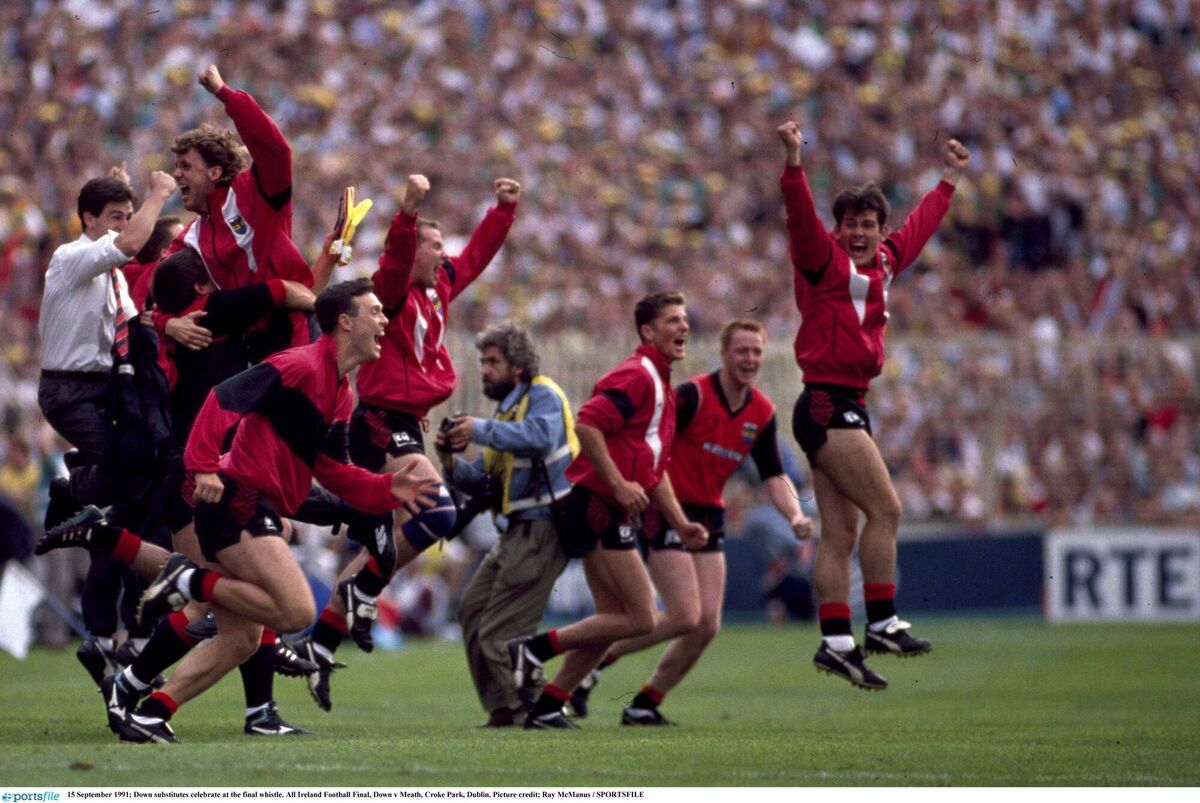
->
<box><xmin>1</xmin><ymin>618</ymin><xmax>1197</xmax><ymax>787</ymax></box>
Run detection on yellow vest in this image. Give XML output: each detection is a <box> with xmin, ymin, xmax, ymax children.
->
<box><xmin>482</xmin><ymin>376</ymin><xmax>579</xmax><ymax>515</ymax></box>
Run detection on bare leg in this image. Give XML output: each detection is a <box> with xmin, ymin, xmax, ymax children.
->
<box><xmin>645</xmin><ymin>551</ymin><xmax>725</xmax><ymax>694</ymax></box>
<box><xmin>604</xmin><ymin>548</ymin><xmax>701</xmax><ymax>659</ymax></box>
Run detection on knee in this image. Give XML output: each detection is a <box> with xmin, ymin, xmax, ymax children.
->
<box><xmin>278</xmin><ymin>599</ymin><xmax>316</xmax><ymax>635</ymax></box>
<box><xmin>626</xmin><ymin>608</ymin><xmax>656</xmax><ymax>639</ymax></box>
<box><xmin>225</xmin><ymin>627</ymin><xmax>263</xmax><ymax>662</ymax></box>
<box><xmin>821</xmin><ymin>525</ymin><xmax>858</xmax><ymax>558</ymax></box>
<box><xmin>695</xmin><ymin>615</ymin><xmax>721</xmax><ymax>645</ymax></box>
<box><xmin>399</xmin><ymin>486</ymin><xmax>457</xmax><ymax>551</ymax></box>
<box><xmin>868</xmin><ymin>494</ymin><xmax>902</xmax><ymax>531</ymax></box>
<box><xmin>666</xmin><ymin>606</ymin><xmax>702</xmax><ymax>637</ymax></box>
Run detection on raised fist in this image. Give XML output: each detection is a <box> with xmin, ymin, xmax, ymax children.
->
<box><xmin>198</xmin><ymin>64</ymin><xmax>225</xmax><ymax>95</ymax></box>
<box><xmin>776</xmin><ymin>121</ymin><xmax>803</xmax><ymax>152</ymax></box>
<box><xmin>148</xmin><ymin>170</ymin><xmax>178</xmax><ymax>197</ymax></box>
<box><xmin>944</xmin><ymin>138</ymin><xmax>971</xmax><ymax>170</ymax></box>
<box><xmin>494</xmin><ymin>178</ymin><xmax>521</xmax><ymax>204</ymax></box>
<box><xmin>401</xmin><ymin>174</ymin><xmax>431</xmax><ymax>215</ymax></box>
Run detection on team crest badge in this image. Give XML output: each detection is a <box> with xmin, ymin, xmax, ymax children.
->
<box><xmin>741</xmin><ymin>422</ymin><xmax>759</xmax><ymax>445</ymax></box>
<box><xmin>229</xmin><ymin>214</ymin><xmax>248</xmax><ymax>235</ymax></box>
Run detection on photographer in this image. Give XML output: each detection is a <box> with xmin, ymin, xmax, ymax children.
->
<box><xmin>436</xmin><ymin>321</ymin><xmax>576</xmax><ymax>727</ymax></box>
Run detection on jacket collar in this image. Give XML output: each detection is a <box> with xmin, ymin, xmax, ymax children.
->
<box><xmin>635</xmin><ymin>342</ymin><xmax>672</xmax><ymax>380</ymax></box>
<box><xmin>497</xmin><ymin>381</ymin><xmax>530</xmax><ymax>414</ymax></box>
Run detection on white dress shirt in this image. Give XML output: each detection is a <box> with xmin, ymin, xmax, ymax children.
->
<box><xmin>39</xmin><ymin>231</ymin><xmax>136</xmax><ymax>372</ymax></box>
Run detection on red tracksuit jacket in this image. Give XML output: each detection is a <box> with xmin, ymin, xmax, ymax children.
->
<box><xmin>355</xmin><ymin>203</ymin><xmax>516</xmax><ymax>418</ymax></box>
<box><xmin>184</xmin><ymin>335</ymin><xmax>397</xmax><ymax>516</ymax></box>
<box><xmin>167</xmin><ymin>85</ymin><xmax>312</xmax><ymax>347</ymax></box>
<box><xmin>781</xmin><ymin>164</ymin><xmax>954</xmax><ymax>390</ymax></box>
<box><xmin>566</xmin><ymin>343</ymin><xmax>676</xmax><ymax>500</ymax></box>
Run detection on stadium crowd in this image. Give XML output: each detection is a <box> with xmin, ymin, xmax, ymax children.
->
<box><xmin>2</xmin><ymin>0</ymin><xmax>1199</xmax><ymax>552</ymax></box>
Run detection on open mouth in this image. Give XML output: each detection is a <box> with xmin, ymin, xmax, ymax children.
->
<box><xmin>848</xmin><ymin>240</ymin><xmax>869</xmax><ymax>259</ymax></box>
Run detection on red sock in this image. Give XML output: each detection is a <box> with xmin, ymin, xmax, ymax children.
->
<box><xmin>640</xmin><ymin>685</ymin><xmax>665</xmax><ymax>705</ymax></box>
<box><xmin>112</xmin><ymin>530</ymin><xmax>142</xmax><ymax>564</ymax></box>
<box><xmin>547</xmin><ymin>629</ymin><xmax>562</xmax><ymax>654</ymax></box>
<box><xmin>148</xmin><ymin>690</ymin><xmax>178</xmax><ymax>717</ymax></box>
<box><xmin>319</xmin><ymin>606</ymin><xmax>348</xmax><ymax>634</ymax></box>
<box><xmin>542</xmin><ymin>683</ymin><xmax>570</xmax><ymax>703</ymax></box>
<box><xmin>259</xmin><ymin>628</ymin><xmax>277</xmax><ymax>646</ymax></box>
<box><xmin>167</xmin><ymin>610</ymin><xmax>199</xmax><ymax>646</ymax></box>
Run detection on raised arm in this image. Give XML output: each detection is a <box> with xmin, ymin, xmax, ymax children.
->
<box><xmin>447</xmin><ymin>178</ymin><xmax>519</xmax><ymax>300</ymax></box>
<box><xmin>373</xmin><ymin>174</ymin><xmax>429</xmax><ymax>310</ymax></box>
<box><xmin>882</xmin><ymin>139</ymin><xmax>970</xmax><ymax>274</ymax></box>
<box><xmin>112</xmin><ymin>171</ymin><xmax>177</xmax><ymax>258</ymax></box>
<box><xmin>199</xmin><ymin>64</ymin><xmax>291</xmax><ymax>202</ymax></box>
<box><xmin>776</xmin><ymin>122</ymin><xmax>834</xmax><ymax>275</ymax></box>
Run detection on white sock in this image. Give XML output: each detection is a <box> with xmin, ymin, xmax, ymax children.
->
<box><xmin>131</xmin><ymin>637</ymin><xmax>149</xmax><ymax>651</ymax></box>
<box><xmin>312</xmin><ymin>642</ymin><xmax>334</xmax><ymax>662</ymax></box>
<box><xmin>176</xmin><ymin>568</ymin><xmax>195</xmax><ymax>596</ymax></box>
<box><xmin>123</xmin><ymin>666</ymin><xmax>150</xmax><ymax>692</ymax></box>
<box><xmin>96</xmin><ymin>636</ymin><xmax>116</xmax><ymax>652</ymax></box>
<box><xmin>246</xmin><ymin>702</ymin><xmax>270</xmax><ymax>718</ymax></box>
<box><xmin>823</xmin><ymin>635</ymin><xmax>855</xmax><ymax>652</ymax></box>
<box><xmin>868</xmin><ymin>615</ymin><xmax>898</xmax><ymax>633</ymax></box>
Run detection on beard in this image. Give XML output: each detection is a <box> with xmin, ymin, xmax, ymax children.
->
<box><xmin>483</xmin><ymin>378</ymin><xmax>516</xmax><ymax>401</ymax></box>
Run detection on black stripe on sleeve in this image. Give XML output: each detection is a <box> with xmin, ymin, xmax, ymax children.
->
<box><xmin>800</xmin><ymin>244</ymin><xmax>833</xmax><ymax>286</ymax></box>
<box><xmin>321</xmin><ymin>421</ymin><xmax>351</xmax><ymax>464</ymax></box>
<box><xmin>252</xmin><ymin>164</ymin><xmax>292</xmax><ymax>211</ymax></box>
<box><xmin>675</xmin><ymin>381</ymin><xmax>699</xmax><ymax>432</ymax></box>
<box><xmin>259</xmin><ymin>385</ymin><xmax>327</xmax><ymax>467</ymax></box>
<box><xmin>213</xmin><ymin>363</ymin><xmax>283</xmax><ymax>414</ymax></box>
<box><xmin>748</xmin><ymin>415</ymin><xmax>785</xmax><ymax>479</ymax></box>
<box><xmin>600</xmin><ymin>388</ymin><xmax>636</xmax><ymax>421</ymax></box>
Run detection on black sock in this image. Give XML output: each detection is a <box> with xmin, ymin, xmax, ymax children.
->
<box><xmin>137</xmin><ymin>696</ymin><xmax>173</xmax><ymax>721</ymax></box>
<box><xmin>352</xmin><ymin>561</ymin><xmax>389</xmax><ymax>598</ymax></box>
<box><xmin>631</xmin><ymin>691</ymin><xmax>659</xmax><ymax>710</ymax></box>
<box><xmin>131</xmin><ymin>615</ymin><xmax>196</xmax><ymax>686</ymax></box>
<box><xmin>312</xmin><ymin>617</ymin><xmax>345</xmax><ymax>655</ymax></box>
<box><xmin>238</xmin><ymin>643</ymin><xmax>275</xmax><ymax>710</ymax></box>
<box><xmin>187</xmin><ymin>568</ymin><xmax>215</xmax><ymax>600</ymax></box>
<box><xmin>530</xmin><ymin>688</ymin><xmax>567</xmax><ymax>718</ymax></box>
<box><xmin>597</xmin><ymin>655</ymin><xmax>617</xmax><ymax>671</ymax></box>
<box><xmin>526</xmin><ymin>633</ymin><xmax>558</xmax><ymax>663</ymax></box>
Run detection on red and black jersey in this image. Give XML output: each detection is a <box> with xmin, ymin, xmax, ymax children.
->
<box><xmin>166</xmin><ymin>281</ymin><xmax>287</xmax><ymax>445</ymax></box>
<box><xmin>781</xmin><ymin>164</ymin><xmax>954</xmax><ymax>390</ymax></box>
<box><xmin>165</xmin><ymin>85</ymin><xmax>312</xmax><ymax>350</ymax></box>
<box><xmin>184</xmin><ymin>335</ymin><xmax>396</xmax><ymax>516</ymax></box>
<box><xmin>355</xmin><ymin>204</ymin><xmax>516</xmax><ymax>418</ymax></box>
<box><xmin>670</xmin><ymin>372</ymin><xmax>783</xmax><ymax>508</ymax></box>
<box><xmin>566</xmin><ymin>343</ymin><xmax>676</xmax><ymax>500</ymax></box>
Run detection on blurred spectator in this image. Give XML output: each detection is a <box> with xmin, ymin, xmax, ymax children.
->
<box><xmin>0</xmin><ymin>0</ymin><xmax>1196</xmax><ymax>544</ymax></box>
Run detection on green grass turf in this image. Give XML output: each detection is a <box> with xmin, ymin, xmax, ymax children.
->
<box><xmin>1</xmin><ymin>618</ymin><xmax>1197</xmax><ymax>787</ymax></box>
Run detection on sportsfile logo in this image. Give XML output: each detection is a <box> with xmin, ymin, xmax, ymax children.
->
<box><xmin>2</xmin><ymin>793</ymin><xmax>61</xmax><ymax>802</ymax></box>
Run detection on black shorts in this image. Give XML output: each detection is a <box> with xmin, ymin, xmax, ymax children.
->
<box><xmin>792</xmin><ymin>383</ymin><xmax>872</xmax><ymax>466</ymax></box>
<box><xmin>193</xmin><ymin>474</ymin><xmax>285</xmax><ymax>562</ymax></box>
<box><xmin>349</xmin><ymin>402</ymin><xmax>426</xmax><ymax>471</ymax></box>
<box><xmin>638</xmin><ymin>504</ymin><xmax>725</xmax><ymax>556</ymax></box>
<box><xmin>558</xmin><ymin>485</ymin><xmax>638</xmax><ymax>558</ymax></box>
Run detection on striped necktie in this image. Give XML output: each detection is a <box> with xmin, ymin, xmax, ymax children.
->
<box><xmin>110</xmin><ymin>268</ymin><xmax>130</xmax><ymax>359</ymax></box>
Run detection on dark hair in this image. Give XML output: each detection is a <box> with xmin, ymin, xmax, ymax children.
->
<box><xmin>135</xmin><ymin>216</ymin><xmax>182</xmax><ymax>265</ymax></box>
<box><xmin>171</xmin><ymin>124</ymin><xmax>249</xmax><ymax>186</ymax></box>
<box><xmin>151</xmin><ymin>248</ymin><xmax>209</xmax><ymax>314</ymax></box>
<box><xmin>315</xmin><ymin>278</ymin><xmax>374</xmax><ymax>334</ymax></box>
<box><xmin>634</xmin><ymin>290</ymin><xmax>686</xmax><ymax>339</ymax></box>
<box><xmin>475</xmin><ymin>320</ymin><xmax>539</xmax><ymax>382</ymax></box>
<box><xmin>76</xmin><ymin>177</ymin><xmax>134</xmax><ymax>229</ymax></box>
<box><xmin>832</xmin><ymin>184</ymin><xmax>890</xmax><ymax>227</ymax></box>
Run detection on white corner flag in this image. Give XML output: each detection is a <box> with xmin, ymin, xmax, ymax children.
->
<box><xmin>0</xmin><ymin>560</ymin><xmax>45</xmax><ymax>659</ymax></box>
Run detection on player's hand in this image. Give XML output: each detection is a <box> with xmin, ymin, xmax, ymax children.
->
<box><xmin>164</xmin><ymin>310</ymin><xmax>213</xmax><ymax>351</ymax></box>
<box><xmin>198</xmin><ymin>64</ymin><xmax>225</xmax><ymax>95</ymax></box>
<box><xmin>148</xmin><ymin>171</ymin><xmax>178</xmax><ymax>198</ymax></box>
<box><xmin>776</xmin><ymin>121</ymin><xmax>803</xmax><ymax>165</ymax></box>
<box><xmin>614</xmin><ymin>480</ymin><xmax>649</xmax><ymax>518</ymax></box>
<box><xmin>443</xmin><ymin>416</ymin><xmax>474</xmax><ymax>453</ymax></box>
<box><xmin>108</xmin><ymin>162</ymin><xmax>131</xmax><ymax>186</ymax></box>
<box><xmin>390</xmin><ymin>462</ymin><xmax>442</xmax><ymax>516</ymax></box>
<box><xmin>494</xmin><ymin>178</ymin><xmax>521</xmax><ymax>204</ymax></box>
<box><xmin>401</xmin><ymin>174</ymin><xmax>430</xmax><ymax>216</ymax></box>
<box><xmin>790</xmin><ymin>513</ymin><xmax>815</xmax><ymax>540</ymax></box>
<box><xmin>944</xmin><ymin>138</ymin><xmax>970</xmax><ymax>170</ymax></box>
<box><xmin>193</xmin><ymin>472</ymin><xmax>224</xmax><ymax>504</ymax></box>
<box><xmin>680</xmin><ymin>521</ymin><xmax>709</xmax><ymax>550</ymax></box>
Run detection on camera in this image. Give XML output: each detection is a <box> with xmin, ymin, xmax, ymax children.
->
<box><xmin>438</xmin><ymin>411</ymin><xmax>469</xmax><ymax>453</ymax></box>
